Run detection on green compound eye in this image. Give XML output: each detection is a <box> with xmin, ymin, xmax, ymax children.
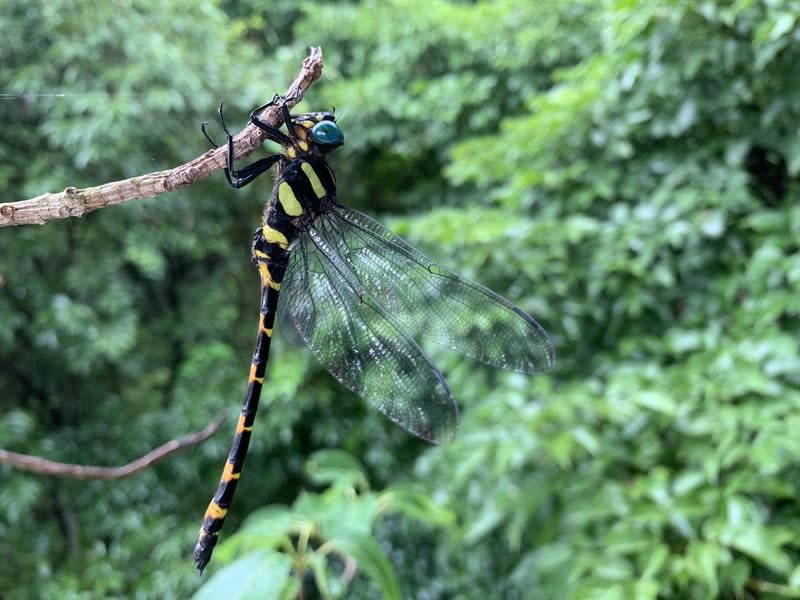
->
<box><xmin>310</xmin><ymin>120</ymin><xmax>344</xmax><ymax>148</ymax></box>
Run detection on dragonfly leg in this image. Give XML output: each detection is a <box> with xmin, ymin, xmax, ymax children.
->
<box><xmin>249</xmin><ymin>93</ymin><xmax>297</xmax><ymax>143</ymax></box>
<box><xmin>223</xmin><ymin>154</ymin><xmax>282</xmax><ymax>189</ymax></box>
<box><xmin>203</xmin><ymin>101</ymin><xmax>282</xmax><ymax>189</ymax></box>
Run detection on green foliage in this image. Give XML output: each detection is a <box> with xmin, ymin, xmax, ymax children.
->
<box><xmin>2</xmin><ymin>0</ymin><xmax>800</xmax><ymax>598</ymax></box>
<box><xmin>195</xmin><ymin>451</ymin><xmax>449</xmax><ymax>599</ymax></box>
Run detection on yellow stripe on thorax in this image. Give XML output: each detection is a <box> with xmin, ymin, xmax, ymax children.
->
<box><xmin>278</xmin><ymin>182</ymin><xmax>303</xmax><ymax>216</ymax></box>
<box><xmin>301</xmin><ymin>162</ymin><xmax>327</xmax><ymax>199</ymax></box>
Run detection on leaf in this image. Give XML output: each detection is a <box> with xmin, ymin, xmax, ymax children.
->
<box><xmin>631</xmin><ymin>390</ymin><xmax>677</xmax><ymax>416</ymax></box>
<box><xmin>704</xmin><ymin>503</ymin><xmax>794</xmax><ymax>576</ymax></box>
<box><xmin>305</xmin><ymin>449</ymin><xmax>369</xmax><ymax>490</ymax></box>
<box><xmin>634</xmin><ymin>579</ymin><xmax>659</xmax><ymax>600</ymax></box>
<box><xmin>787</xmin><ymin>127</ymin><xmax>800</xmax><ymax>176</ymax></box>
<box><xmin>380</xmin><ymin>483</ymin><xmax>456</xmax><ymax>528</ymax></box>
<box><xmin>640</xmin><ymin>544</ymin><xmax>669</xmax><ymax>580</ymax></box>
<box><xmin>684</xmin><ymin>540</ymin><xmax>727</xmax><ymax>594</ymax></box>
<box><xmin>192</xmin><ymin>551</ymin><xmax>293</xmax><ymax>600</ymax></box>
<box><xmin>329</xmin><ymin>531</ymin><xmax>401</xmax><ymax>600</ymax></box>
<box><xmin>307</xmin><ymin>552</ymin><xmax>335</xmax><ymax>599</ymax></box>
<box><xmin>675</xmin><ymin>98</ymin><xmax>697</xmax><ymax>133</ymax></box>
<box><xmin>228</xmin><ymin>506</ymin><xmax>296</xmax><ymax>552</ymax></box>
<box><xmin>699</xmin><ymin>210</ymin><xmax>725</xmax><ymax>238</ymax></box>
<box><xmin>294</xmin><ymin>489</ymin><xmax>381</xmax><ymax>541</ymax></box>
<box><xmin>464</xmin><ymin>501</ymin><xmax>503</xmax><ymax>544</ymax></box>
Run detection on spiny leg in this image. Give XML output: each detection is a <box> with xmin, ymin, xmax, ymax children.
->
<box><xmin>202</xmin><ymin>101</ymin><xmax>282</xmax><ymax>189</ymax></box>
<box><xmin>249</xmin><ymin>93</ymin><xmax>297</xmax><ymax>143</ymax></box>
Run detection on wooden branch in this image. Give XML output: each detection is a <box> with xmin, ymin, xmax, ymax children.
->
<box><xmin>0</xmin><ymin>411</ymin><xmax>227</xmax><ymax>480</ymax></box>
<box><xmin>0</xmin><ymin>47</ymin><xmax>325</xmax><ymax>227</ymax></box>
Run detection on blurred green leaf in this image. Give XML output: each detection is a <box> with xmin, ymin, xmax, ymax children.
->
<box><xmin>329</xmin><ymin>531</ymin><xmax>401</xmax><ymax>600</ymax></box>
<box><xmin>380</xmin><ymin>483</ymin><xmax>456</xmax><ymax>528</ymax></box>
<box><xmin>193</xmin><ymin>551</ymin><xmax>293</xmax><ymax>600</ymax></box>
<box><xmin>306</xmin><ymin>449</ymin><xmax>369</xmax><ymax>490</ymax></box>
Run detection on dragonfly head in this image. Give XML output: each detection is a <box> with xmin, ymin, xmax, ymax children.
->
<box><xmin>291</xmin><ymin>112</ymin><xmax>344</xmax><ymax>154</ymax></box>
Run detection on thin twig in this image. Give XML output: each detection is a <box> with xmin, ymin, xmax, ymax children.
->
<box><xmin>0</xmin><ymin>410</ymin><xmax>227</xmax><ymax>480</ymax></box>
<box><xmin>0</xmin><ymin>47</ymin><xmax>325</xmax><ymax>227</ymax></box>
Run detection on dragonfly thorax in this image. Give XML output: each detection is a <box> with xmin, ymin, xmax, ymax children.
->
<box><xmin>266</xmin><ymin>153</ymin><xmax>338</xmax><ymax>238</ymax></box>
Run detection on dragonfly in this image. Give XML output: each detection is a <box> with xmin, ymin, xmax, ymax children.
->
<box><xmin>193</xmin><ymin>95</ymin><xmax>555</xmax><ymax>573</ymax></box>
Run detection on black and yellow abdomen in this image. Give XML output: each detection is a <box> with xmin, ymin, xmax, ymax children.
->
<box><xmin>192</xmin><ymin>228</ymin><xmax>286</xmax><ymax>571</ymax></box>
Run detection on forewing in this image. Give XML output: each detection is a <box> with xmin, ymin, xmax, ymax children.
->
<box><xmin>276</xmin><ymin>228</ymin><xmax>459</xmax><ymax>444</ymax></box>
<box><xmin>327</xmin><ymin>207</ymin><xmax>555</xmax><ymax>374</ymax></box>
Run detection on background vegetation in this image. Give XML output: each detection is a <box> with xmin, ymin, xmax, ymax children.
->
<box><xmin>2</xmin><ymin>0</ymin><xmax>800</xmax><ymax>598</ymax></box>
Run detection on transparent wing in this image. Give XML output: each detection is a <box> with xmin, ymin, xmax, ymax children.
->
<box><xmin>276</xmin><ymin>248</ymin><xmax>307</xmax><ymax>349</ymax></box>
<box><xmin>321</xmin><ymin>206</ymin><xmax>555</xmax><ymax>374</ymax></box>
<box><xmin>276</xmin><ymin>228</ymin><xmax>459</xmax><ymax>444</ymax></box>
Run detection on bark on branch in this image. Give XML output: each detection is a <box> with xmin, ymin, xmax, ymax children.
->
<box><xmin>0</xmin><ymin>47</ymin><xmax>325</xmax><ymax>227</ymax></box>
<box><xmin>0</xmin><ymin>411</ymin><xmax>227</xmax><ymax>480</ymax></box>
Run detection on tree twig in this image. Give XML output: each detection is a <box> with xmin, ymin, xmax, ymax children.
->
<box><xmin>0</xmin><ymin>47</ymin><xmax>325</xmax><ymax>227</ymax></box>
<box><xmin>0</xmin><ymin>410</ymin><xmax>227</xmax><ymax>480</ymax></box>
